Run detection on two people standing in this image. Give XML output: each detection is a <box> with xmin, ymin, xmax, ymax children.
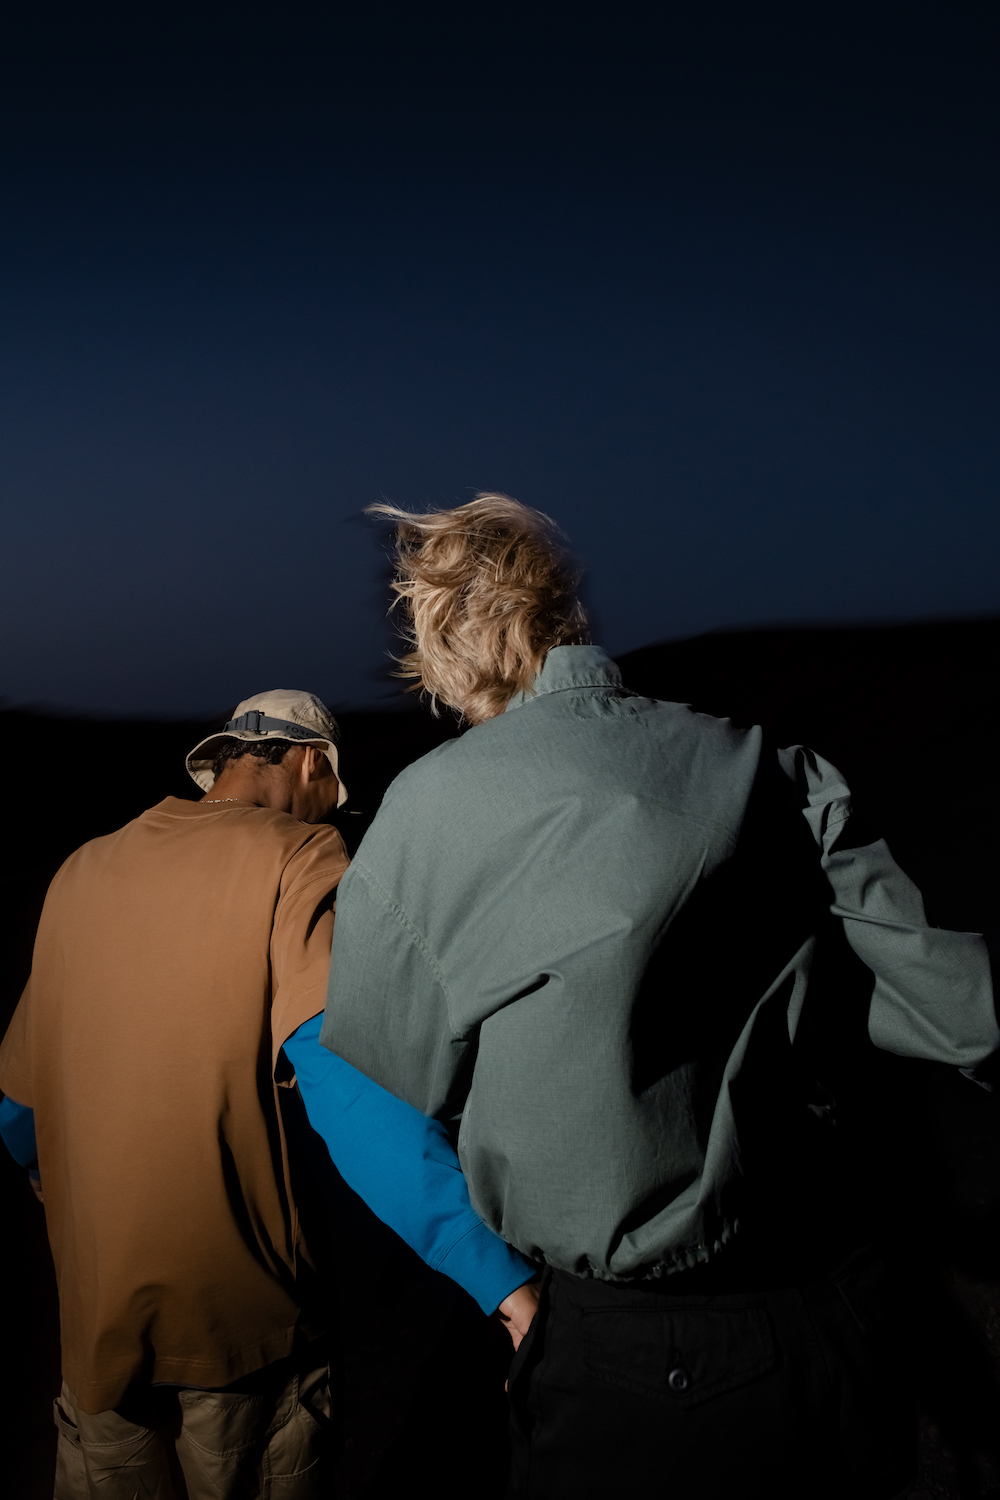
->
<box><xmin>3</xmin><ymin>494</ymin><xmax>998</xmax><ymax>1498</ymax></box>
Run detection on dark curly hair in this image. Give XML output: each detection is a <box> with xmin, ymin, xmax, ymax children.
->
<box><xmin>211</xmin><ymin>738</ymin><xmax>298</xmax><ymax>781</ymax></box>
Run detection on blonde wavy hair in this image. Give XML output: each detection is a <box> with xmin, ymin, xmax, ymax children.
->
<box><xmin>369</xmin><ymin>493</ymin><xmax>589</xmax><ymax>723</ymax></box>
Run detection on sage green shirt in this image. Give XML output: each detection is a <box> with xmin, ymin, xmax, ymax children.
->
<box><xmin>321</xmin><ymin>646</ymin><xmax>997</xmax><ymax>1280</ymax></box>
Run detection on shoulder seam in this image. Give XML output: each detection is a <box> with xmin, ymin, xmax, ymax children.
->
<box><xmin>350</xmin><ymin>861</ymin><xmax>452</xmax><ymax>1005</ymax></box>
<box><xmin>278</xmin><ymin>822</ymin><xmax>349</xmax><ymax>874</ymax></box>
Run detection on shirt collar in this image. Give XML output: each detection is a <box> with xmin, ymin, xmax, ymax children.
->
<box><xmin>504</xmin><ymin>644</ymin><xmax>622</xmax><ymax>713</ymax></box>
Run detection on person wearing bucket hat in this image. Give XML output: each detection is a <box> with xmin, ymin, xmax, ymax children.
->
<box><xmin>185</xmin><ymin>689</ymin><xmax>350</xmax><ymax>807</ymax></box>
<box><xmin>0</xmin><ymin>685</ymin><xmax>535</xmax><ymax>1500</ymax></box>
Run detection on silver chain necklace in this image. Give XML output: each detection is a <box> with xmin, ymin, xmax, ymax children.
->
<box><xmin>202</xmin><ymin>797</ymin><xmax>242</xmax><ymax>804</ymax></box>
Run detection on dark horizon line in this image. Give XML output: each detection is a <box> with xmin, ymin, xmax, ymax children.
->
<box><xmin>3</xmin><ymin>609</ymin><xmax>998</xmax><ymax>729</ymax></box>
<box><xmin>623</xmin><ymin>608</ymin><xmax>1000</xmax><ymax>654</ymax></box>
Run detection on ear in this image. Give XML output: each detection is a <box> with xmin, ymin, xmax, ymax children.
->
<box><xmin>299</xmin><ymin>745</ymin><xmax>318</xmax><ymax>782</ymax></box>
<box><xmin>301</xmin><ymin>745</ymin><xmax>332</xmax><ymax>783</ymax></box>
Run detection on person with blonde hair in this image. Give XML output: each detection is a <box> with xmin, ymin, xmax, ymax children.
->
<box><xmin>369</xmin><ymin>492</ymin><xmax>589</xmax><ymax>723</ymax></box>
<box><xmin>319</xmin><ymin>493</ymin><xmax>998</xmax><ymax>1499</ymax></box>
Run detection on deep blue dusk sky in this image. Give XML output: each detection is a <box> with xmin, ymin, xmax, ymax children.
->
<box><xmin>2</xmin><ymin>5</ymin><xmax>998</xmax><ymax>714</ymax></box>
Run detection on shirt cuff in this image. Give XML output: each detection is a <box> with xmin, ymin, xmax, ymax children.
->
<box><xmin>432</xmin><ymin>1215</ymin><xmax>537</xmax><ymax>1314</ymax></box>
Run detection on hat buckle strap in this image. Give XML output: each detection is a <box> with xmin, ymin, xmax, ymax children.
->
<box><xmin>223</xmin><ymin>712</ymin><xmax>322</xmax><ymax>741</ymax></box>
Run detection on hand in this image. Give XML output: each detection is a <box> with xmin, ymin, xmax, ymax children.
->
<box><xmin>496</xmin><ymin>1280</ymin><xmax>540</xmax><ymax>1352</ymax></box>
<box><xmin>29</xmin><ymin>1171</ymin><xmax>44</xmax><ymax>1205</ymax></box>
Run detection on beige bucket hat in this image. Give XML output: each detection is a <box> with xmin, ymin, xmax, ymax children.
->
<box><xmin>186</xmin><ymin>689</ymin><xmax>348</xmax><ymax>806</ymax></box>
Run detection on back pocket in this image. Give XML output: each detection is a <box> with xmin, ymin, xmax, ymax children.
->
<box><xmin>583</xmin><ymin>1302</ymin><xmax>777</xmax><ymax>1407</ymax></box>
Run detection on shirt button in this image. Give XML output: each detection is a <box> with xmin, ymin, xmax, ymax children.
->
<box><xmin>667</xmin><ymin>1367</ymin><xmax>691</xmax><ymax>1392</ymax></box>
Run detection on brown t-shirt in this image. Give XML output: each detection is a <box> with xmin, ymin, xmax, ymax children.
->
<box><xmin>0</xmin><ymin>797</ymin><xmax>349</xmax><ymax>1413</ymax></box>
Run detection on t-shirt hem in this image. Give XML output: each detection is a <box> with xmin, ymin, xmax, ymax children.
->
<box><xmin>63</xmin><ymin>1323</ymin><xmax>300</xmax><ymax>1415</ymax></box>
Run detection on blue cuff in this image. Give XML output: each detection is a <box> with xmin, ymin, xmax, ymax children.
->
<box><xmin>283</xmin><ymin>1015</ymin><xmax>535</xmax><ymax>1313</ymax></box>
<box><xmin>0</xmin><ymin>1096</ymin><xmax>37</xmax><ymax>1168</ymax></box>
<box><xmin>431</xmin><ymin>1213</ymin><xmax>539</xmax><ymax>1313</ymax></box>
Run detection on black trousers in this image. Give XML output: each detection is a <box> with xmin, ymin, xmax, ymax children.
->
<box><xmin>506</xmin><ymin>1248</ymin><xmax>916</xmax><ymax>1500</ymax></box>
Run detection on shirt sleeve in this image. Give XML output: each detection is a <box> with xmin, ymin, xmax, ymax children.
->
<box><xmin>269</xmin><ymin>826</ymin><xmax>351</xmax><ymax>1065</ymax></box>
<box><xmin>283</xmin><ymin>1015</ymin><xmax>535</xmax><ymax>1313</ymax></box>
<box><xmin>0</xmin><ymin>1095</ymin><xmax>37</xmax><ymax>1168</ymax></box>
<box><xmin>0</xmin><ymin>980</ymin><xmax>35</xmax><ymax>1109</ymax></box>
<box><xmin>319</xmin><ymin>860</ymin><xmax>466</xmax><ymax>1117</ymax></box>
<box><xmin>781</xmin><ymin>744</ymin><xmax>999</xmax><ymax>1066</ymax></box>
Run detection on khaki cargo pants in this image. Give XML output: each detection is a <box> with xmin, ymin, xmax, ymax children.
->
<box><xmin>52</xmin><ymin>1343</ymin><xmax>335</xmax><ymax>1499</ymax></box>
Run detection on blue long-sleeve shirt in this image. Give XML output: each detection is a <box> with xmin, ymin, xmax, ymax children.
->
<box><xmin>0</xmin><ymin>1093</ymin><xmax>36</xmax><ymax>1167</ymax></box>
<box><xmin>0</xmin><ymin>1015</ymin><xmax>533</xmax><ymax>1315</ymax></box>
<box><xmin>284</xmin><ymin>1014</ymin><xmax>533</xmax><ymax>1311</ymax></box>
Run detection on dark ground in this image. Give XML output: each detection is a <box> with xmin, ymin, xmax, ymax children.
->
<box><xmin>2</xmin><ymin>617</ymin><xmax>999</xmax><ymax>1496</ymax></box>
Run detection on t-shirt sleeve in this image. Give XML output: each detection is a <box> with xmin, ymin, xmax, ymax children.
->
<box><xmin>270</xmin><ymin>826</ymin><xmax>351</xmax><ymax>1063</ymax></box>
<box><xmin>319</xmin><ymin>859</ymin><xmax>465</xmax><ymax>1118</ymax></box>
<box><xmin>284</xmin><ymin>1015</ymin><xmax>535</xmax><ymax>1313</ymax></box>
<box><xmin>0</xmin><ymin>981</ymin><xmax>35</xmax><ymax>1109</ymax></box>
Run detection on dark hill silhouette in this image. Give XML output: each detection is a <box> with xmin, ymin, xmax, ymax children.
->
<box><xmin>2</xmin><ymin>617</ymin><xmax>998</xmax><ymax>1496</ymax></box>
